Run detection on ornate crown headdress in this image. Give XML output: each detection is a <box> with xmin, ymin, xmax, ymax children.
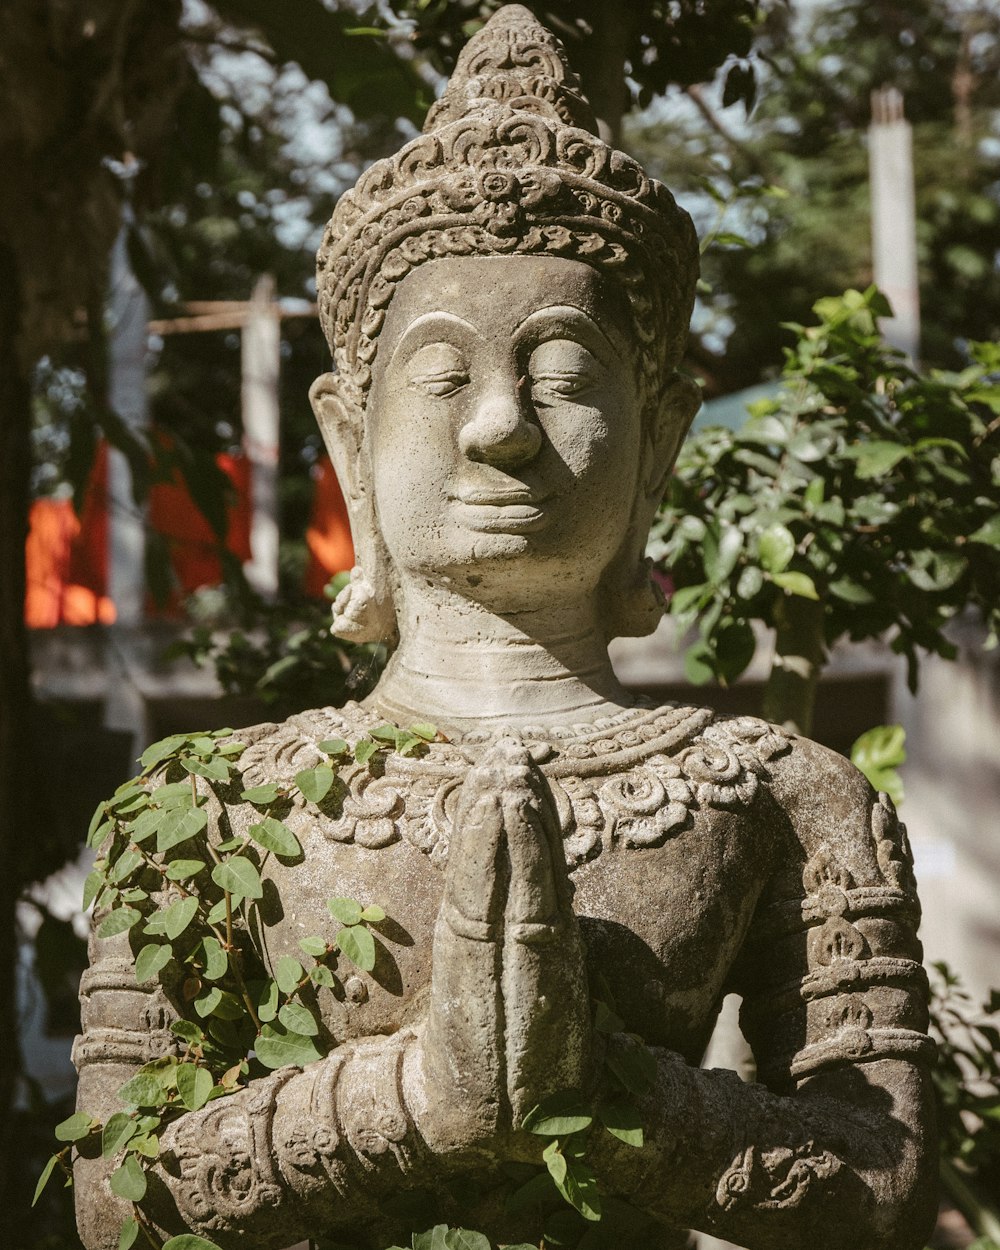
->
<box><xmin>317</xmin><ymin>4</ymin><xmax>698</xmax><ymax>406</ymax></box>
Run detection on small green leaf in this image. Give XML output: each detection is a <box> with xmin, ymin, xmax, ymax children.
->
<box><xmin>278</xmin><ymin>1001</ymin><xmax>320</xmax><ymax>1036</ymax></box>
<box><xmin>360</xmin><ymin>904</ymin><xmax>386</xmax><ymax>923</ymax></box>
<box><xmin>140</xmin><ymin>734</ymin><xmax>188</xmax><ymax>770</ymax></box>
<box><xmin>257</xmin><ymin>979</ymin><xmax>279</xmax><ymax>1022</ymax></box>
<box><xmin>194</xmin><ymin>987</ymin><xmax>222</xmax><ymax>1018</ymax></box>
<box><xmin>102</xmin><ymin>1112</ymin><xmax>138</xmax><ymax>1158</ymax></box>
<box><xmin>248</xmin><ymin>817</ymin><xmax>301</xmax><ymax>858</ymax></box>
<box><xmin>369</xmin><ymin>724</ymin><xmax>399</xmax><ymax>743</ymax></box>
<box><xmin>164</xmin><ymin>896</ymin><xmax>199</xmax><ymax>941</ymax></box>
<box><xmin>82</xmin><ymin>870</ymin><xmax>103</xmax><ymax>911</ymax></box>
<box><xmin>354</xmin><ymin>739</ymin><xmax>378</xmax><ymax>765</ymax></box>
<box><xmin>969</xmin><ymin>514</ymin><xmax>1000</xmax><ymax>547</ymax></box>
<box><xmin>119</xmin><ymin>1216</ymin><xmax>140</xmax><ymax>1249</ymax></box>
<box><xmin>170</xmin><ymin>1019</ymin><xmax>204</xmax><ymax>1045</ymax></box>
<box><xmin>851</xmin><ymin>725</ymin><xmax>907</xmax><ymax>806</ymax></box>
<box><xmin>201</xmin><ymin>936</ymin><xmax>228</xmax><ymax>981</ymax></box>
<box><xmin>275</xmin><ymin>956</ymin><xmax>304</xmax><ymax>994</ymax></box>
<box><xmin>130</xmin><ymin>807</ymin><xmax>164</xmax><ymax>844</ymax></box>
<box><xmin>55</xmin><ymin>1112</ymin><xmax>97</xmax><ymax>1142</ymax></box>
<box><xmin>318</xmin><ymin>738</ymin><xmax>349</xmax><ymax>756</ymax></box>
<box><xmin>337</xmin><ymin>924</ymin><xmax>376</xmax><ymax>972</ymax></box>
<box><xmin>165</xmin><ymin>858</ymin><xmax>206</xmax><ymax>881</ymax></box>
<box><xmin>295</xmin><ymin>765</ymin><xmax>335</xmax><ymax>804</ymax></box>
<box><xmin>327</xmin><ymin>897</ymin><xmax>363</xmax><ymax>926</ymax></box>
<box><xmin>135</xmin><ymin>944</ymin><xmax>171</xmax><ymax>985</ymax></box>
<box><xmin>596</xmin><ymin>1098</ymin><xmax>644</xmax><ymax>1147</ymax></box>
<box><xmin>97</xmin><ymin>907</ymin><xmax>141</xmax><ymax>939</ymax></box>
<box><xmin>829</xmin><ymin>577</ymin><xmax>874</xmax><ymax>604</ymax></box>
<box><xmin>606</xmin><ymin>1041</ymin><xmax>657</xmax><ymax>1097</ymax></box>
<box><xmin>410</xmin><ymin>723</ymin><xmax>437</xmax><ymax>741</ymax></box>
<box><xmin>215</xmin><ymin>836</ymin><xmax>243</xmax><ymax>853</ymax></box>
<box><xmin>254</xmin><ymin>1024</ymin><xmax>323</xmax><ymax>1070</ymax></box>
<box><xmin>771</xmin><ymin>570</ymin><xmax>819</xmax><ymax>600</ymax></box>
<box><xmin>182</xmin><ymin>756</ymin><xmax>230</xmax><ymax>782</ymax></box>
<box><xmin>176</xmin><ymin>1064</ymin><xmax>214</xmax><ymax>1112</ymax></box>
<box><xmin>162</xmin><ymin>1237</ymin><xmax>227</xmax><ymax>1250</ymax></box>
<box><xmin>843</xmin><ymin>439</ymin><xmax>911</xmax><ymax>480</ymax></box>
<box><xmin>443</xmin><ymin>1232</ymin><xmax>490</xmax><ymax>1250</ymax></box>
<box><xmin>118</xmin><ymin>1072</ymin><xmax>167</xmax><ymax>1109</ymax></box>
<box><xmin>128</xmin><ymin>1132</ymin><xmax>160</xmax><ymax>1158</ymax></box>
<box><xmin>543</xmin><ymin>1139</ymin><xmax>567</xmax><ymax>1186</ymax></box>
<box><xmin>593</xmin><ymin>1000</ymin><xmax>624</xmax><ymax>1034</ymax></box>
<box><xmin>240</xmin><ymin>784</ymin><xmax>281</xmax><ymax>805</ymax></box>
<box><xmin>87</xmin><ymin>818</ymin><xmax>114</xmax><ymax>850</ymax></box>
<box><xmin>310</xmin><ymin>965</ymin><xmax>335</xmax><ymax>987</ymax></box>
<box><xmin>211</xmin><ymin>857</ymin><xmax>263</xmax><ymax>901</ymax></box>
<box><xmin>157</xmin><ymin>806</ymin><xmax>208</xmax><ymax>853</ymax></box>
<box><xmin>299</xmin><ymin>936</ymin><xmax>328</xmax><ymax>958</ymax></box>
<box><xmin>32</xmin><ymin>1155</ymin><xmax>59</xmax><ymax>1207</ymax></box>
<box><xmin>109</xmin><ymin>1155</ymin><xmax>147</xmax><ymax>1202</ymax></box>
<box><xmin>758</xmin><ymin>523</ymin><xmax>795</xmax><ymax>574</ymax></box>
<box><xmin>522</xmin><ymin>1091</ymin><xmax>593</xmax><ymax>1136</ymax></box>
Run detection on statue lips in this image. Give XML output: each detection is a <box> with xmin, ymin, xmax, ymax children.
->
<box><xmin>450</xmin><ymin>486</ymin><xmax>551</xmax><ymax>534</ymax></box>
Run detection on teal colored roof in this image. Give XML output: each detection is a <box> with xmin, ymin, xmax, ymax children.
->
<box><xmin>691</xmin><ymin>380</ymin><xmax>783</xmax><ymax>433</ymax></box>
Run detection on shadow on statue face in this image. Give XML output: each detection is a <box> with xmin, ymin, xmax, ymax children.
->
<box><xmin>365</xmin><ymin>254</ymin><xmax>645</xmax><ymax>612</ymax></box>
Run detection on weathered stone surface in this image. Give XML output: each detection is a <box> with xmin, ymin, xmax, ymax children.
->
<box><xmin>74</xmin><ymin>7</ymin><xmax>937</xmax><ymax>1249</ymax></box>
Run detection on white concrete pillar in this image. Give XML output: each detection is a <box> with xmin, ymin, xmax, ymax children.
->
<box><xmin>242</xmin><ymin>275</ymin><xmax>281</xmax><ymax>600</ymax></box>
<box><xmin>106</xmin><ymin>215</ymin><xmax>150</xmax><ymax>626</ymax></box>
<box><xmin>869</xmin><ymin>88</ymin><xmax>921</xmax><ymax>364</ymax></box>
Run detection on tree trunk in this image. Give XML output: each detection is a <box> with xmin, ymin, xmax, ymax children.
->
<box><xmin>761</xmin><ymin>595</ymin><xmax>826</xmax><ymax>737</ymax></box>
<box><xmin>0</xmin><ymin>238</ymin><xmax>32</xmax><ymax>1222</ymax></box>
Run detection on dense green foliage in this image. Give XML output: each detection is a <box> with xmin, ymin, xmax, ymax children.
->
<box><xmin>653</xmin><ymin>287</ymin><xmax>1000</xmax><ymax>721</ymax></box>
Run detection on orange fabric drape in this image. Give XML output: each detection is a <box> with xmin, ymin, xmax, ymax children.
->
<box><xmin>304</xmin><ymin>454</ymin><xmax>354</xmax><ymax>597</ymax></box>
<box><xmin>147</xmin><ymin>450</ymin><xmax>252</xmax><ymax>610</ymax></box>
<box><xmin>25</xmin><ymin>442</ymin><xmax>115</xmax><ymax>628</ymax></box>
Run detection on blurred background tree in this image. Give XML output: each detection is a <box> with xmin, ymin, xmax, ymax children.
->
<box><xmin>627</xmin><ymin>0</ymin><xmax>1000</xmax><ymax>392</ymax></box>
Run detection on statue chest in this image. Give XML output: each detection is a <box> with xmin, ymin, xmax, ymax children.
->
<box><xmin>255</xmin><ymin>751</ymin><xmax>777</xmax><ymax>1065</ymax></box>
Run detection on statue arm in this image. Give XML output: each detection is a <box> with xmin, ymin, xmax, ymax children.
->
<box><xmin>591</xmin><ymin>742</ymin><xmax>937</xmax><ymax>1250</ymax></box>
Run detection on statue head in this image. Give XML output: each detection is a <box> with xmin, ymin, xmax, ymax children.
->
<box><xmin>310</xmin><ymin>3</ymin><xmax>700</xmax><ymax>645</ymax></box>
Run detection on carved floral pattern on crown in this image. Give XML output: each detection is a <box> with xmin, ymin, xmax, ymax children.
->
<box><xmin>235</xmin><ymin>706</ymin><xmax>790</xmax><ymax>868</ymax></box>
<box><xmin>316</xmin><ymin>4</ymin><xmax>697</xmax><ymax>405</ymax></box>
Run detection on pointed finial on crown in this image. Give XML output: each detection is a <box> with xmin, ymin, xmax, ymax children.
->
<box><xmin>424</xmin><ymin>3</ymin><xmax>598</xmax><ymax>134</ymax></box>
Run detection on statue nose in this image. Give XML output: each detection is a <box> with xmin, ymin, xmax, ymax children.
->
<box><xmin>459</xmin><ymin>387</ymin><xmax>542</xmax><ymax>468</ymax></box>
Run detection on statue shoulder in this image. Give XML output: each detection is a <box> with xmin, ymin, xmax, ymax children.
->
<box><xmin>763</xmin><ymin>729</ymin><xmax>917</xmax><ymax>898</ymax></box>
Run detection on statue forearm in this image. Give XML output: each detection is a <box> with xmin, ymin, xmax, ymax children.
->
<box><xmin>595</xmin><ymin>1044</ymin><xmax>937</xmax><ymax>1250</ymax></box>
<box><xmin>150</xmin><ymin>1027</ymin><xmax>443</xmax><ymax>1250</ymax></box>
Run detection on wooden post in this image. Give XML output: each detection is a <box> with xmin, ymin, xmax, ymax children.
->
<box><xmin>242</xmin><ymin>275</ymin><xmax>281</xmax><ymax>600</ymax></box>
<box><xmin>869</xmin><ymin>88</ymin><xmax>921</xmax><ymax>363</ymax></box>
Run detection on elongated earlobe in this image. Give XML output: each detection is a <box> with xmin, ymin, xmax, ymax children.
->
<box><xmin>309</xmin><ymin>373</ymin><xmax>397</xmax><ymax>645</ymax></box>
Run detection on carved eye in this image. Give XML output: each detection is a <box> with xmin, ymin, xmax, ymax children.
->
<box><xmin>528</xmin><ymin>338</ymin><xmax>601</xmax><ymax>406</ymax></box>
<box><xmin>412</xmin><ymin>371</ymin><xmax>470</xmax><ymax>398</ymax></box>
<box><xmin>404</xmin><ymin>343</ymin><xmax>470</xmax><ymax>398</ymax></box>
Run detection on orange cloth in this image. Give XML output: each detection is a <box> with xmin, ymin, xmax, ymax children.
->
<box><xmin>304</xmin><ymin>454</ymin><xmax>354</xmax><ymax>597</ymax></box>
<box><xmin>147</xmin><ymin>450</ymin><xmax>252</xmax><ymax>608</ymax></box>
<box><xmin>25</xmin><ymin>442</ymin><xmax>115</xmax><ymax>628</ymax></box>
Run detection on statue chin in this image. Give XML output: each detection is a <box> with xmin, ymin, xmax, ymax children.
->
<box><xmin>72</xmin><ymin>7</ymin><xmax>937</xmax><ymax>1250</ymax></box>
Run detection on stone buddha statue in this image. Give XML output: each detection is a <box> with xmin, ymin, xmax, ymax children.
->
<box><xmin>74</xmin><ymin>7</ymin><xmax>936</xmax><ymax>1249</ymax></box>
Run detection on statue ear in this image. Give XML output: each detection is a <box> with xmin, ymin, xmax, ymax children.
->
<box><xmin>309</xmin><ymin>371</ymin><xmax>364</xmax><ymax>506</ymax></box>
<box><xmin>309</xmin><ymin>372</ymin><xmax>397</xmax><ymax>645</ymax></box>
<box><xmin>643</xmin><ymin>370</ymin><xmax>701</xmax><ymax>507</ymax></box>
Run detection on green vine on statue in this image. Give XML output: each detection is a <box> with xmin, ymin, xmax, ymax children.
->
<box><xmin>33</xmin><ymin>723</ymin><xmax>437</xmax><ymax>1250</ymax></box>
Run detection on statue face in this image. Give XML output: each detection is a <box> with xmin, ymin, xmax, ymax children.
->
<box><xmin>366</xmin><ymin>255</ymin><xmax>644</xmax><ymax>607</ymax></box>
